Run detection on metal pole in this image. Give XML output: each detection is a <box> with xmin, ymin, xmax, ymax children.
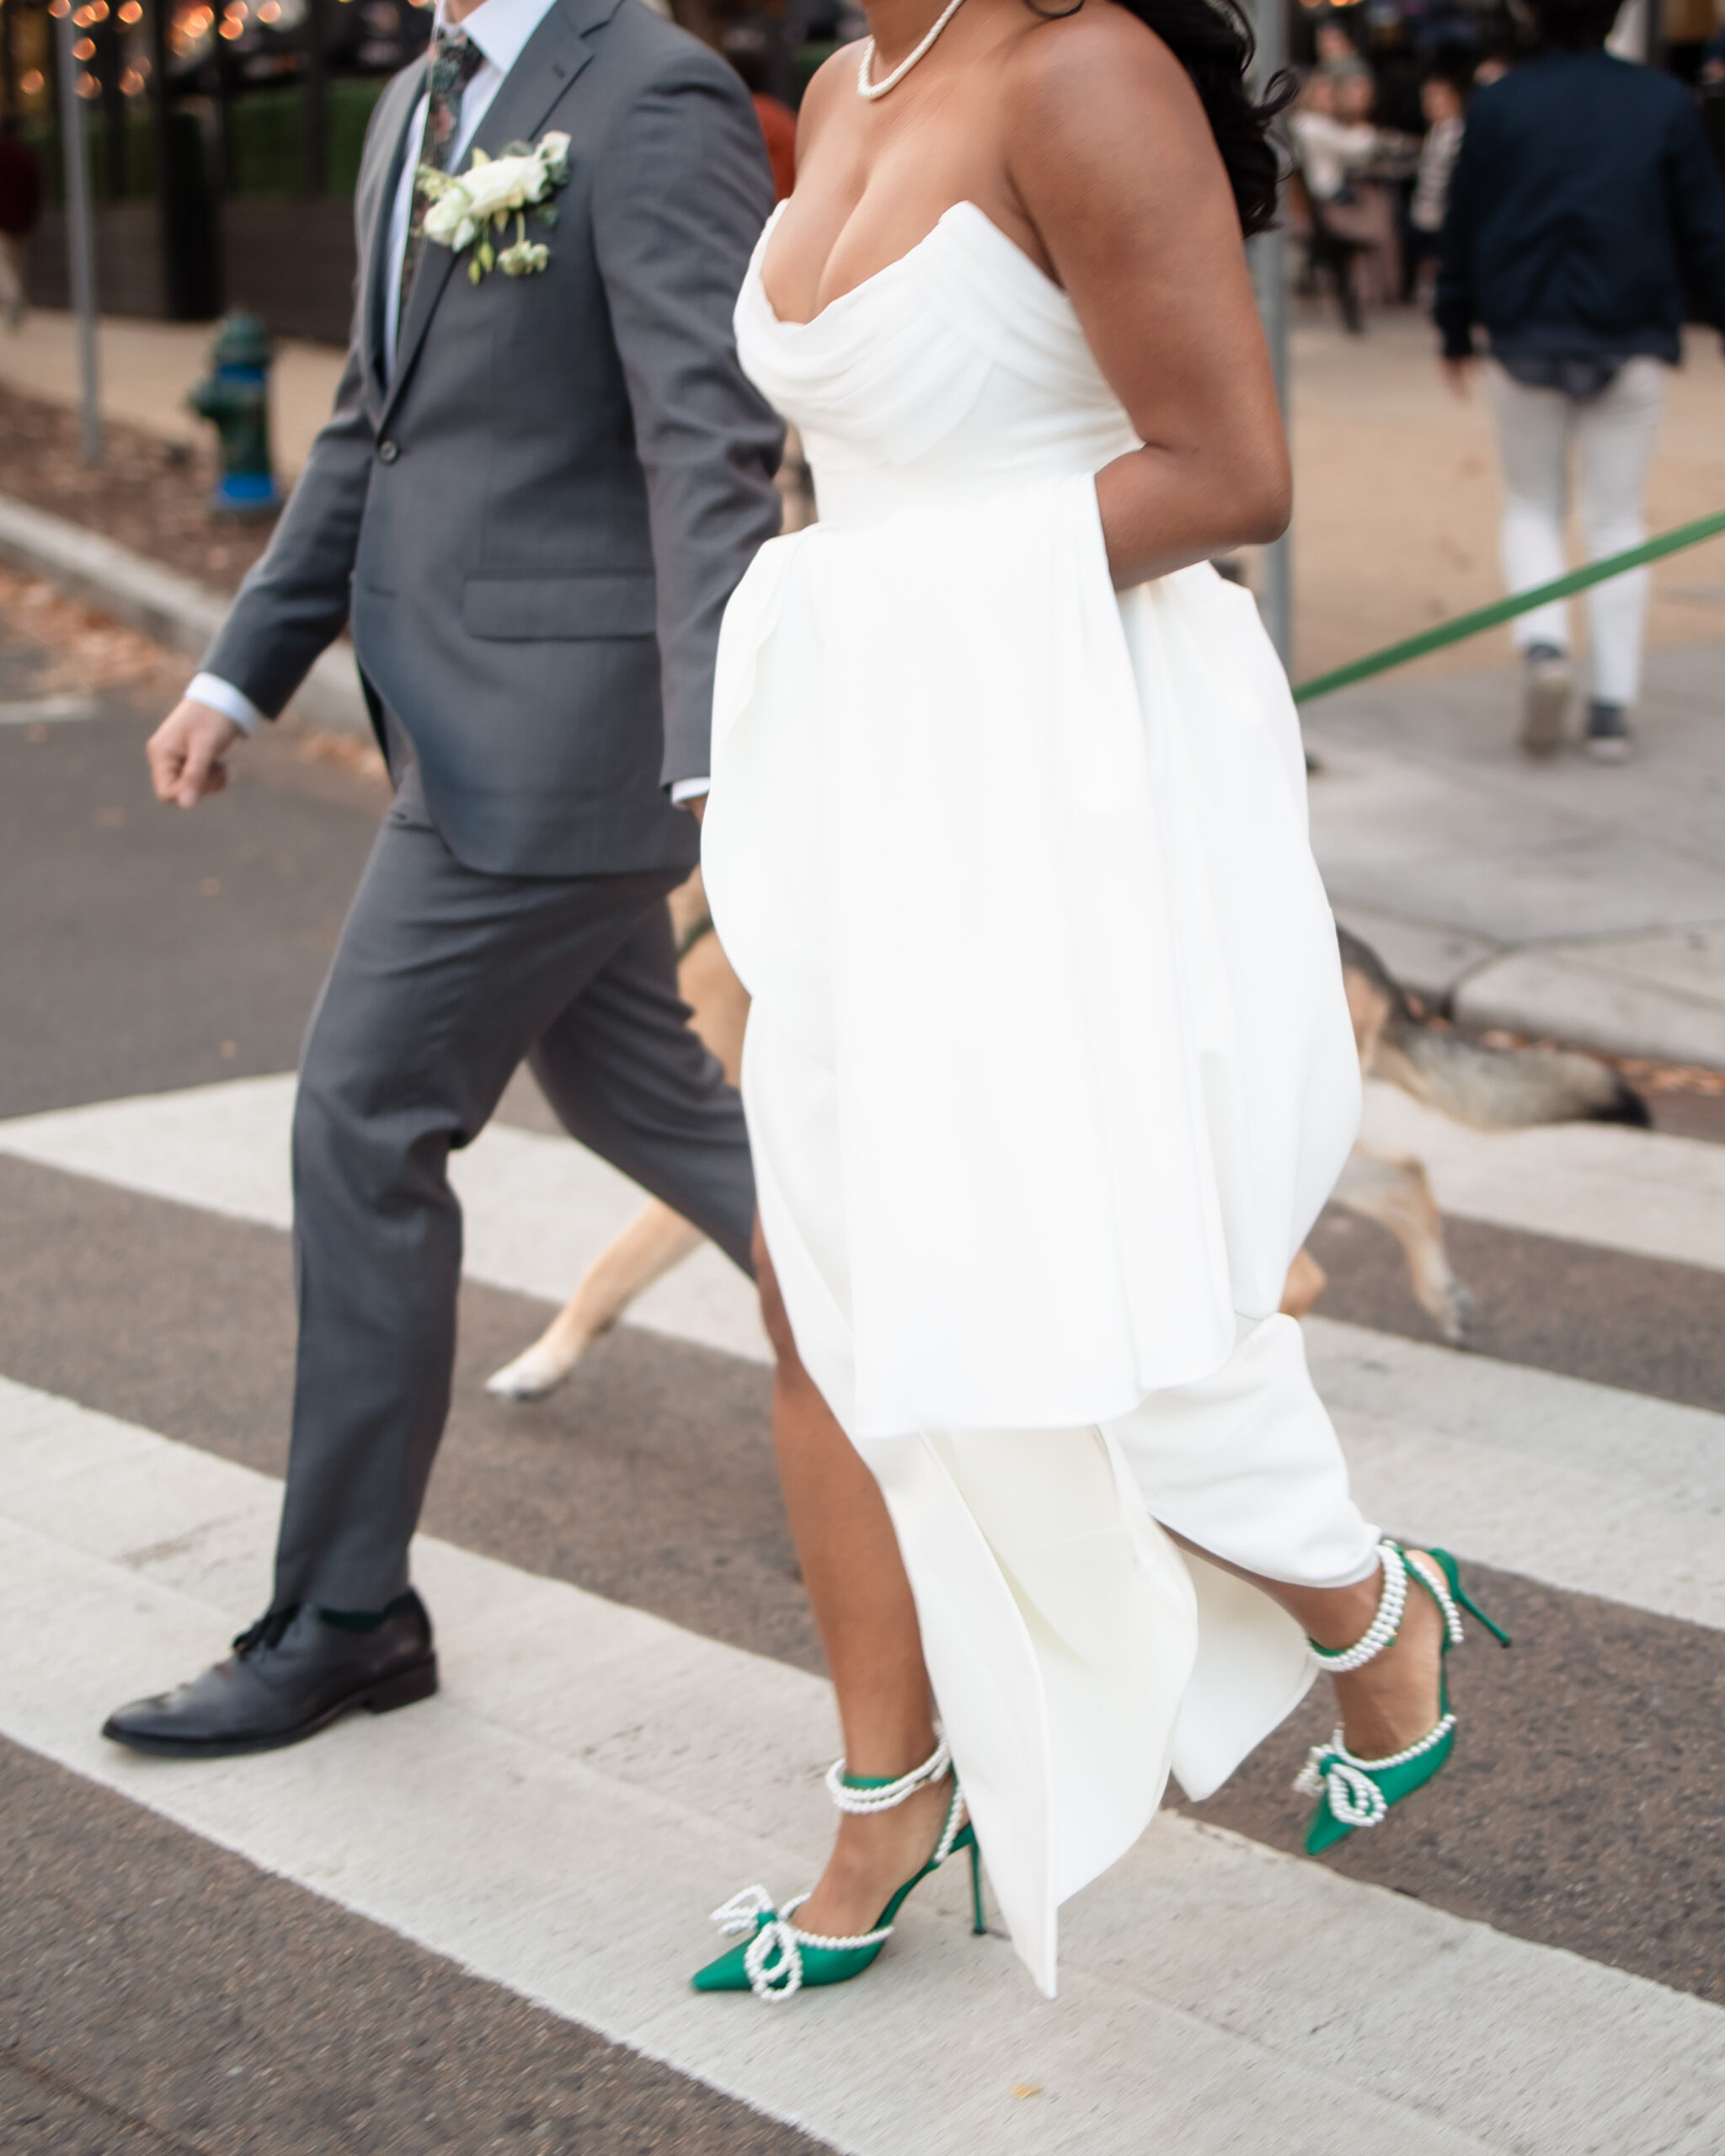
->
<box><xmin>54</xmin><ymin>6</ymin><xmax>101</xmax><ymax>466</ymax></box>
<box><xmin>1250</xmin><ymin>0</ymin><xmax>1292</xmax><ymax>671</ymax></box>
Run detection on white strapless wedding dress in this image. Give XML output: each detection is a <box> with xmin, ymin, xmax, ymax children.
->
<box><xmin>702</xmin><ymin>201</ymin><xmax>1375</xmax><ymax>1996</ymax></box>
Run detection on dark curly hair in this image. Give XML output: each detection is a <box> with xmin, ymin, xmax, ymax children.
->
<box><xmin>1027</xmin><ymin>0</ymin><xmax>1294</xmax><ymax>237</ymax></box>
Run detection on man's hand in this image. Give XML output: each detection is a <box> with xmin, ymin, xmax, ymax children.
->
<box><xmin>1441</xmin><ymin>355</ymin><xmax>1475</xmax><ymax>401</ymax></box>
<box><xmin>687</xmin><ymin>793</ymin><xmax>706</xmax><ymax>828</ymax></box>
<box><xmin>147</xmin><ymin>699</ymin><xmax>243</xmax><ymax>809</ymax></box>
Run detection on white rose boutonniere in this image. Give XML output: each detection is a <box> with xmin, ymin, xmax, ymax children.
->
<box><xmin>416</xmin><ymin>130</ymin><xmax>571</xmax><ymax>284</ymax></box>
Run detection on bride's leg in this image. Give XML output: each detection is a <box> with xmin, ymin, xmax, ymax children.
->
<box><xmin>755</xmin><ymin>1222</ymin><xmax>955</xmax><ymax>1934</ymax></box>
<box><xmin>1167</xmin><ymin>1530</ymin><xmax>1445</xmax><ymax>1758</ymax></box>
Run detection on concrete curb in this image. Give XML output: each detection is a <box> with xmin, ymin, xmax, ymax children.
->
<box><xmin>0</xmin><ymin>490</ymin><xmax>371</xmax><ymax>739</ymax></box>
<box><xmin>1338</xmin><ymin>902</ymin><xmax>1725</xmax><ymax>1070</ymax></box>
<box><xmin>1455</xmin><ymin>933</ymin><xmax>1725</xmax><ymax>1070</ymax></box>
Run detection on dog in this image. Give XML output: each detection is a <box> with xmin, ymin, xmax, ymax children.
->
<box><xmin>486</xmin><ymin>870</ymin><xmax>747</xmax><ymax>1399</ymax></box>
<box><xmin>1280</xmin><ymin>927</ymin><xmax>1649</xmax><ymax>1340</ymax></box>
<box><xmin>486</xmin><ymin>895</ymin><xmax>1648</xmax><ymax>1397</ymax></box>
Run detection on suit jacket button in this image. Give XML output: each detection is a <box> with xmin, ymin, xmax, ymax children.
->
<box><xmin>377</xmin><ymin>439</ymin><xmax>399</xmax><ymax>464</ymax></box>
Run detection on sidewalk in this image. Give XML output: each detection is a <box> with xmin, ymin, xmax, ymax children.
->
<box><xmin>1308</xmin><ymin>640</ymin><xmax>1725</xmax><ymax>1066</ymax></box>
<box><xmin>0</xmin><ymin>310</ymin><xmax>345</xmax><ymax>479</ymax></box>
<box><xmin>2</xmin><ymin>306</ymin><xmax>1722</xmax><ymax>1065</ymax></box>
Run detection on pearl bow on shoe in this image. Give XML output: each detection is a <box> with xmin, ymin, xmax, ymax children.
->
<box><xmin>708</xmin><ymin>1886</ymin><xmax>893</xmax><ymax>2003</ymax></box>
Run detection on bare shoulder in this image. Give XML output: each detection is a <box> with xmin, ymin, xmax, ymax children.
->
<box><xmin>796</xmin><ymin>38</ymin><xmax>868</xmax><ymax>153</ymax></box>
<box><xmin>1001</xmin><ymin>0</ymin><xmax>1210</xmax><ymax>166</ymax></box>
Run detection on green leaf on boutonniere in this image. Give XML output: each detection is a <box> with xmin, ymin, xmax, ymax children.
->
<box><xmin>468</xmin><ymin>259</ymin><xmax>483</xmax><ymax>284</ymax></box>
<box><xmin>536</xmin><ymin>205</ymin><xmax>558</xmax><ymax>229</ymax></box>
<box><xmin>478</xmin><ymin>239</ymin><xmax>495</xmax><ymax>273</ymax></box>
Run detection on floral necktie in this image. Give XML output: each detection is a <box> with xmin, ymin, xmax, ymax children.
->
<box><xmin>398</xmin><ymin>31</ymin><xmax>488</xmax><ymax>323</ymax></box>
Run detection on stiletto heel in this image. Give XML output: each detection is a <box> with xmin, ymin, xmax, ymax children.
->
<box><xmin>1295</xmin><ymin>1540</ymin><xmax>1510</xmax><ymax>1856</ymax></box>
<box><xmin>692</xmin><ymin>1732</ymin><xmax>984</xmax><ymax>2002</ymax></box>
<box><xmin>967</xmin><ymin>1837</ymin><xmax>986</xmax><ymax>1935</ymax></box>
<box><xmin>1449</xmin><ymin>1569</ymin><xmax>1513</xmax><ymax>1648</ymax></box>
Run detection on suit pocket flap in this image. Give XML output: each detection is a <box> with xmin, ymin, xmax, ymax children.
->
<box><xmin>461</xmin><ymin>574</ymin><xmax>656</xmax><ymax>640</ymax></box>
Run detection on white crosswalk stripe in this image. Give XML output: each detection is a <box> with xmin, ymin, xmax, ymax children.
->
<box><xmin>6</xmin><ymin>1079</ymin><xmax>1722</xmax><ymax>1630</ymax></box>
<box><xmin>4</xmin><ymin>1375</ymin><xmax>1722</xmax><ymax>2156</ymax></box>
<box><xmin>0</xmin><ymin>1074</ymin><xmax>772</xmax><ymax>1364</ymax></box>
<box><xmin>0</xmin><ymin>691</ymin><xmax>103</xmax><ymax>725</ymax></box>
<box><xmin>1359</xmin><ymin>1082</ymin><xmax>1725</xmax><ymax>1275</ymax></box>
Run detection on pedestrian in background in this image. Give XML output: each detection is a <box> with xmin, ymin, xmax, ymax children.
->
<box><xmin>1290</xmin><ymin>68</ymin><xmax>1413</xmax><ymax>311</ymax></box>
<box><xmin>1435</xmin><ymin>0</ymin><xmax>1725</xmax><ymax>761</ymax></box>
<box><xmin>0</xmin><ymin>123</ymin><xmax>41</xmax><ymax>334</ymax></box>
<box><xmin>1406</xmin><ymin>67</ymin><xmax>1465</xmax><ymax>306</ymax></box>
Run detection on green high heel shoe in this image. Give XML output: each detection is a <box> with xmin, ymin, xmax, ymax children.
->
<box><xmin>1296</xmin><ymin>1539</ymin><xmax>1510</xmax><ymax>1856</ymax></box>
<box><xmin>692</xmin><ymin>1732</ymin><xmax>986</xmax><ymax>2003</ymax></box>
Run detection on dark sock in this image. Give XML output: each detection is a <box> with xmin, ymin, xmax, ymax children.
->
<box><xmin>318</xmin><ymin>1590</ymin><xmax>415</xmax><ymax>1634</ymax></box>
<box><xmin>1525</xmin><ymin>641</ymin><xmax>1567</xmax><ymax>666</ymax></box>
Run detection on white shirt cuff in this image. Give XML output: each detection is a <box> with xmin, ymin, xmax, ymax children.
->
<box><xmin>187</xmin><ymin>672</ymin><xmax>266</xmax><ymax>736</ymax></box>
<box><xmin>670</xmin><ymin>776</ymin><xmax>711</xmax><ymax>805</ymax></box>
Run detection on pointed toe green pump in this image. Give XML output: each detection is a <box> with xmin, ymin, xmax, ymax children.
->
<box><xmin>1297</xmin><ymin>1540</ymin><xmax>1510</xmax><ymax>1857</ymax></box>
<box><xmin>692</xmin><ymin>1732</ymin><xmax>986</xmax><ymax>2003</ymax></box>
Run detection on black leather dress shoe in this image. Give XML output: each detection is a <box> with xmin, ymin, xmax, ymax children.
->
<box><xmin>101</xmin><ymin>1592</ymin><xmax>438</xmax><ymax>1758</ymax></box>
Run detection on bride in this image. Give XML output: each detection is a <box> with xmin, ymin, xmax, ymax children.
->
<box><xmin>693</xmin><ymin>0</ymin><xmax>1509</xmax><ymax>2002</ymax></box>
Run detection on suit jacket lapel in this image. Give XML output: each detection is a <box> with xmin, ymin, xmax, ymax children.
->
<box><xmin>381</xmin><ymin>0</ymin><xmax>617</xmax><ymax>424</ymax></box>
<box><xmin>358</xmin><ymin>61</ymin><xmax>428</xmax><ymax>404</ymax></box>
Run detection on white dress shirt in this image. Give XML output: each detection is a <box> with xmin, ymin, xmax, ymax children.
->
<box><xmin>188</xmin><ymin>0</ymin><xmax>736</xmax><ymax>801</ymax></box>
<box><xmin>1288</xmin><ymin>110</ymin><xmax>1381</xmax><ymax>205</ymax></box>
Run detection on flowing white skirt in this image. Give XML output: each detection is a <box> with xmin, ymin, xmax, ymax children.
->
<box><xmin>703</xmin><ymin>472</ymin><xmax>1374</xmax><ymax>1995</ymax></box>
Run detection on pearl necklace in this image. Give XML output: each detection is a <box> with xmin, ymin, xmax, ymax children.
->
<box><xmin>857</xmin><ymin>0</ymin><xmax>969</xmax><ymax>100</ymax></box>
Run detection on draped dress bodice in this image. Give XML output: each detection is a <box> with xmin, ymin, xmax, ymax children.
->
<box><xmin>740</xmin><ymin>200</ymin><xmax>1141</xmax><ymax>528</ymax></box>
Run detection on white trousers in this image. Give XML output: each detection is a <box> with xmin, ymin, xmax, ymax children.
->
<box><xmin>1483</xmin><ymin>355</ymin><xmax>1666</xmax><ymax>707</ymax></box>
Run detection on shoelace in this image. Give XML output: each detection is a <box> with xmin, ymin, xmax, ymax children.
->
<box><xmin>232</xmin><ymin>1606</ymin><xmax>299</xmax><ymax>1656</ymax></box>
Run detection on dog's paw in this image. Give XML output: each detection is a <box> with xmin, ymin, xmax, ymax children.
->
<box><xmin>485</xmin><ymin>1344</ymin><xmax>579</xmax><ymax>1401</ymax></box>
<box><xmin>1434</xmin><ymin>1282</ymin><xmax>1477</xmax><ymax>1347</ymax></box>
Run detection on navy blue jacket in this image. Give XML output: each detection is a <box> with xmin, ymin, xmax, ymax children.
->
<box><xmin>1434</xmin><ymin>51</ymin><xmax>1725</xmax><ymax>362</ymax></box>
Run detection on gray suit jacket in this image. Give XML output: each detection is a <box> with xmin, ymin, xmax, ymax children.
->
<box><xmin>202</xmin><ymin>0</ymin><xmax>784</xmax><ymax>878</ymax></box>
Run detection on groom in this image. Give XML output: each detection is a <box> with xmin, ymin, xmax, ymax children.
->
<box><xmin>104</xmin><ymin>0</ymin><xmax>782</xmax><ymax>1756</ymax></box>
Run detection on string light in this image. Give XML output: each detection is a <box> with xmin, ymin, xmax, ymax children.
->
<box><xmin>19</xmin><ymin>67</ymin><xmax>45</xmax><ymax>93</ymax></box>
<box><xmin>72</xmin><ymin>34</ymin><xmax>95</xmax><ymax>56</ymax></box>
<box><xmin>76</xmin><ymin>68</ymin><xmax>99</xmax><ymax>93</ymax></box>
<box><xmin>119</xmin><ymin>0</ymin><xmax>143</xmax><ymax>18</ymax></box>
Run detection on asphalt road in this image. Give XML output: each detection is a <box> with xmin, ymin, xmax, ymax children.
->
<box><xmin>3</xmin><ymin>607</ymin><xmax>1721</xmax><ymax>2153</ymax></box>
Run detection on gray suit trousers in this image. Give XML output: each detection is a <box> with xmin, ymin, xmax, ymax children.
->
<box><xmin>273</xmin><ymin>770</ymin><xmax>754</xmax><ymax>1612</ymax></box>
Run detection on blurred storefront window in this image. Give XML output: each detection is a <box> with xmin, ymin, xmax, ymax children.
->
<box><xmin>0</xmin><ymin>0</ymin><xmax>430</xmax><ymax>331</ymax></box>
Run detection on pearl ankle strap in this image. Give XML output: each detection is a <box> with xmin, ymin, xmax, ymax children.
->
<box><xmin>1308</xmin><ymin>1540</ymin><xmax>1471</xmax><ymax>1676</ymax></box>
<box><xmin>1307</xmin><ymin>1540</ymin><xmax>1408</xmax><ymax>1673</ymax></box>
<box><xmin>826</xmin><ymin>1732</ymin><xmax>952</xmax><ymax>1814</ymax></box>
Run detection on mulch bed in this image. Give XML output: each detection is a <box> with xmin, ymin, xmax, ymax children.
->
<box><xmin>0</xmin><ymin>381</ymin><xmax>275</xmax><ymax>598</ymax></box>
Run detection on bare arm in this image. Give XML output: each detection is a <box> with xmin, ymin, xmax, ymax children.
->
<box><xmin>1003</xmin><ymin>11</ymin><xmax>1290</xmax><ymax>587</ymax></box>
